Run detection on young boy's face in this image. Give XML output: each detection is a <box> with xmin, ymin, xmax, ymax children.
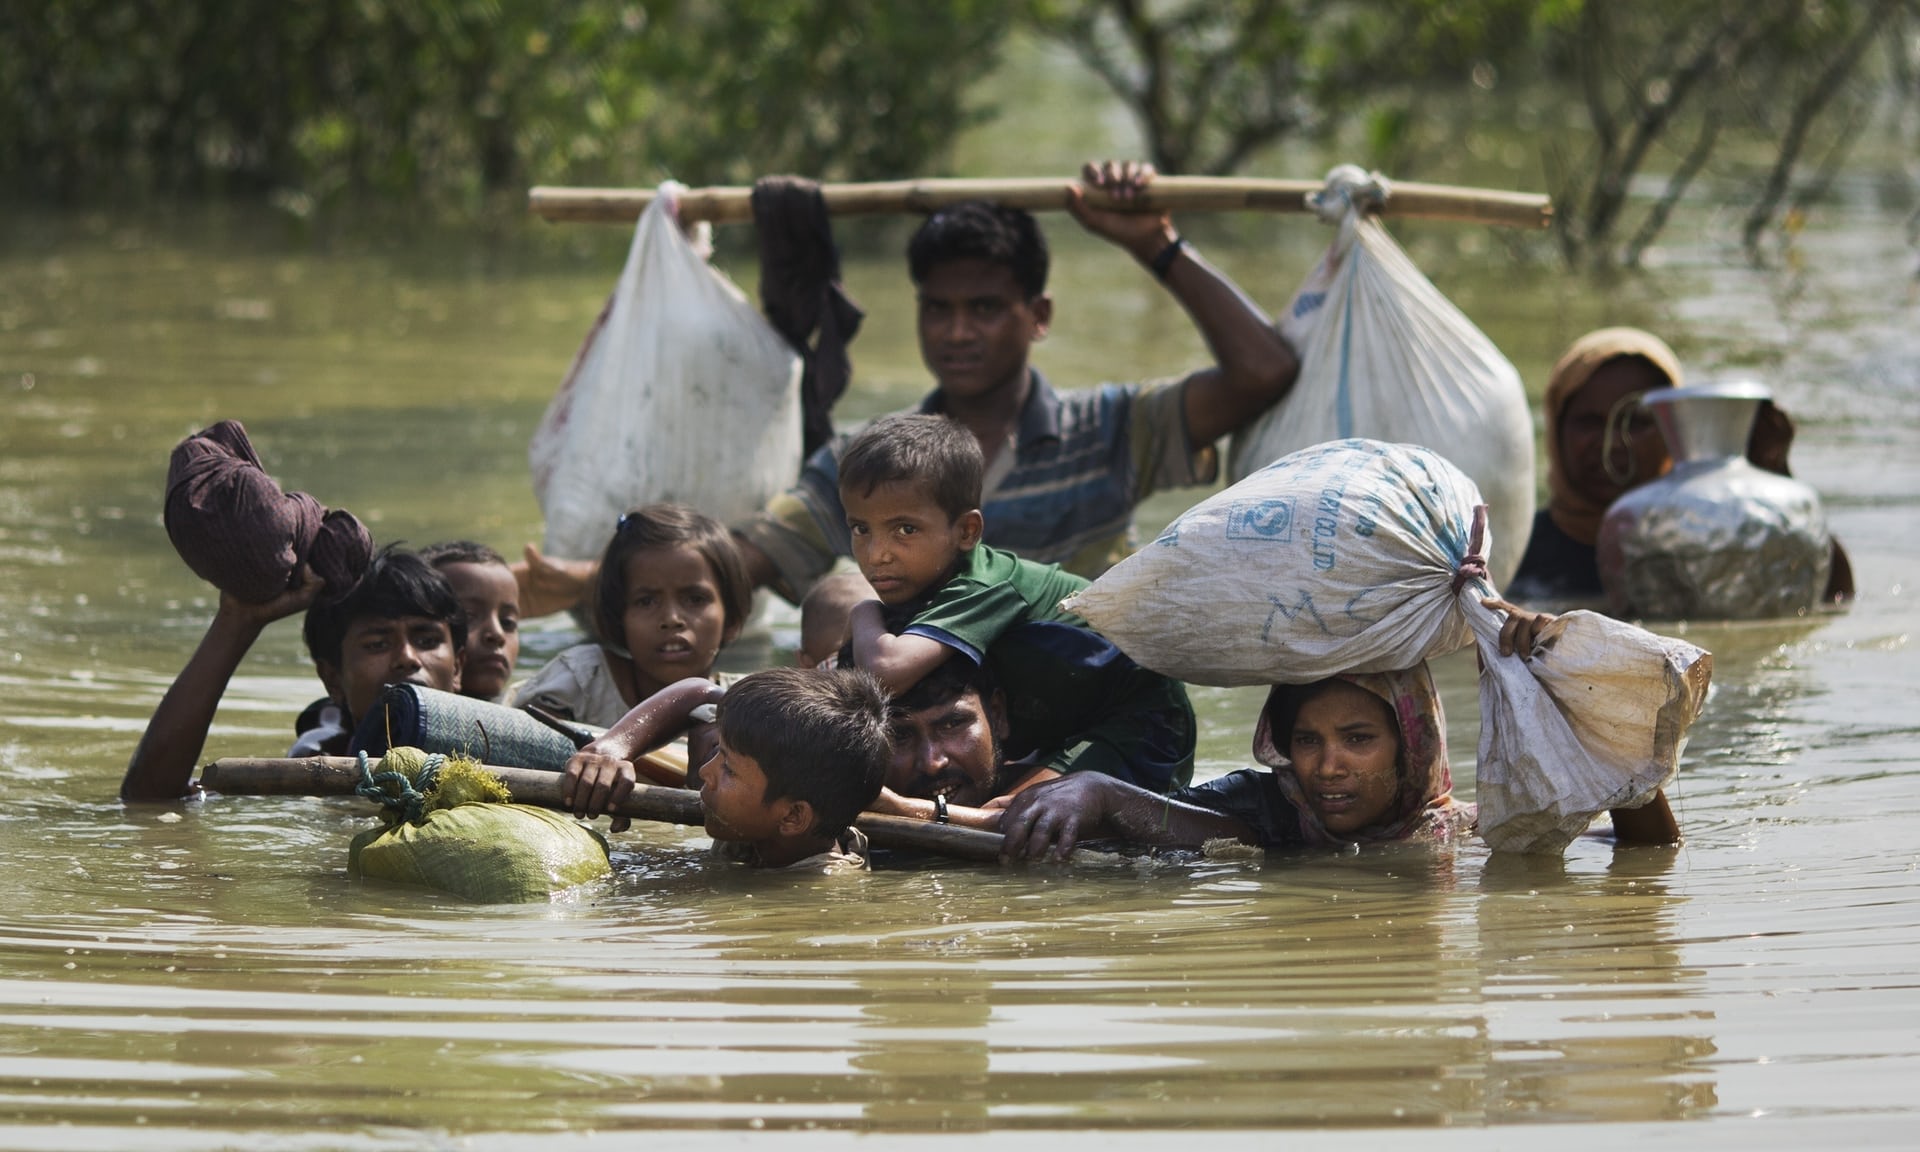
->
<box><xmin>699</xmin><ymin>734</ymin><xmax>790</xmax><ymax>844</ymax></box>
<box><xmin>319</xmin><ymin>616</ymin><xmax>461</xmax><ymax>726</ymax></box>
<box><xmin>842</xmin><ymin>480</ymin><xmax>983</xmax><ymax>606</ymax></box>
<box><xmin>439</xmin><ymin>560</ymin><xmax>520</xmax><ymax>702</ymax></box>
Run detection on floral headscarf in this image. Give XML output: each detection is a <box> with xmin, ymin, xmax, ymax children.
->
<box><xmin>1543</xmin><ymin>327</ymin><xmax>1683</xmax><ymax>546</ymax></box>
<box><xmin>1252</xmin><ymin>664</ymin><xmax>1472</xmax><ymax>847</ymax></box>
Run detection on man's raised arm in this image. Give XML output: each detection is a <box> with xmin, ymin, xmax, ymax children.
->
<box><xmin>1067</xmin><ymin>159</ymin><xmax>1299</xmax><ymax>450</ymax></box>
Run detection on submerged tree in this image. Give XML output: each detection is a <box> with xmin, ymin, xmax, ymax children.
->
<box><xmin>1541</xmin><ymin>0</ymin><xmax>1913</xmax><ymax>269</ymax></box>
<box><xmin>1025</xmin><ymin>0</ymin><xmax>1916</xmax><ymax>271</ymax></box>
<box><xmin>1023</xmin><ymin>0</ymin><xmax>1537</xmax><ymax>176</ymax></box>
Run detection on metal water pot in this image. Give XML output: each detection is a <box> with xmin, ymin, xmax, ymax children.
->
<box><xmin>1597</xmin><ymin>380</ymin><xmax>1830</xmax><ymax>619</ymax></box>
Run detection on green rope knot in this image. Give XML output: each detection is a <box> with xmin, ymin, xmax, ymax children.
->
<box><xmin>355</xmin><ymin>749</ymin><xmax>447</xmax><ymax>825</ymax></box>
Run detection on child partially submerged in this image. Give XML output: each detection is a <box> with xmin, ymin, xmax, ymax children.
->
<box><xmin>838</xmin><ymin>413</ymin><xmax>1195</xmax><ymax>796</ymax></box>
<box><xmin>561</xmin><ymin>667</ymin><xmax>891</xmax><ymax>872</ymax></box>
<box><xmin>420</xmin><ymin>540</ymin><xmax>521</xmax><ymax>704</ymax></box>
<box><xmin>124</xmin><ymin>546</ymin><xmax>466</xmax><ymax>800</ymax></box>
<box><xmin>513</xmin><ymin>504</ymin><xmax>751</xmax><ymax>727</ymax></box>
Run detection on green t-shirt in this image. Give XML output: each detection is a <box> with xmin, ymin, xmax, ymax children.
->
<box><xmin>898</xmin><ymin>543</ymin><xmax>1088</xmax><ymax>662</ymax></box>
<box><xmin>885</xmin><ymin>543</ymin><xmax>1195</xmax><ymax>791</ymax></box>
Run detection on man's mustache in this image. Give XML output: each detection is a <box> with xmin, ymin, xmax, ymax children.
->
<box><xmin>909</xmin><ymin>768</ymin><xmax>975</xmax><ymax>798</ymax></box>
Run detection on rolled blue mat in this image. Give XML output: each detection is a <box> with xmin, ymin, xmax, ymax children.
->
<box><xmin>350</xmin><ymin>684</ymin><xmax>604</xmax><ymax>772</ymax></box>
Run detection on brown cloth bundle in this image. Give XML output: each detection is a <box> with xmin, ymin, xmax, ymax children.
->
<box><xmin>752</xmin><ymin>175</ymin><xmax>864</xmax><ymax>459</ymax></box>
<box><xmin>163</xmin><ymin>420</ymin><xmax>373</xmax><ymax>603</ymax></box>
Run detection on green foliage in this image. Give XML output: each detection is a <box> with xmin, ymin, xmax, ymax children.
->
<box><xmin>1024</xmin><ymin>0</ymin><xmax>1539</xmax><ymax>175</ymax></box>
<box><xmin>4</xmin><ymin>0</ymin><xmax>1906</xmax><ymax>266</ymax></box>
<box><xmin>1026</xmin><ymin>0</ymin><xmax>1914</xmax><ymax>268</ymax></box>
<box><xmin>633</xmin><ymin>1</ymin><xmax>1017</xmax><ymax>186</ymax></box>
<box><xmin>1538</xmin><ymin>0</ymin><xmax>1912</xmax><ymax>267</ymax></box>
<box><xmin>0</xmin><ymin>0</ymin><xmax>1017</xmax><ymax>213</ymax></box>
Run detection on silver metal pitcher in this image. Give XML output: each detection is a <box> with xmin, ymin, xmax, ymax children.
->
<box><xmin>1597</xmin><ymin>380</ymin><xmax>1831</xmax><ymax>619</ymax></box>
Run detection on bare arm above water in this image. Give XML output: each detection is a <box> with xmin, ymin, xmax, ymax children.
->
<box><xmin>846</xmin><ymin>600</ymin><xmax>950</xmax><ymax>695</ymax></box>
<box><xmin>1068</xmin><ymin>159</ymin><xmax>1299</xmax><ymax>449</ymax></box>
<box><xmin>122</xmin><ymin>571</ymin><xmax>324</xmax><ymax>802</ymax></box>
<box><xmin>561</xmin><ymin>676</ymin><xmax>726</xmax><ymax>831</ymax></box>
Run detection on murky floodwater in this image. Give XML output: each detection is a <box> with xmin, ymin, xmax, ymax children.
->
<box><xmin>3</xmin><ymin>148</ymin><xmax>1919</xmax><ymax>1146</ymax></box>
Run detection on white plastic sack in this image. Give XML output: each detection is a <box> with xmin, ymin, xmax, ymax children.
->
<box><xmin>1067</xmin><ymin>437</ymin><xmax>1712</xmax><ymax>856</ymax></box>
<box><xmin>1471</xmin><ymin>608</ymin><xmax>1711</xmax><ymax>854</ymax></box>
<box><xmin>530</xmin><ymin>183</ymin><xmax>803</xmax><ymax>562</ymax></box>
<box><xmin>1066</xmin><ymin>438</ymin><xmax>1487</xmax><ymax>686</ymax></box>
<box><xmin>1228</xmin><ymin>166</ymin><xmax>1535</xmax><ymax>587</ymax></box>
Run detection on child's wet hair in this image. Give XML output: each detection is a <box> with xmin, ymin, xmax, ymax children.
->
<box><xmin>717</xmin><ymin>666</ymin><xmax>891</xmax><ymax>839</ymax></box>
<box><xmin>908</xmin><ymin>200</ymin><xmax>1049</xmax><ymax>299</ymax></box>
<box><xmin>593</xmin><ymin>503</ymin><xmax>752</xmax><ymax>652</ymax></box>
<box><xmin>838</xmin><ymin>414</ymin><xmax>983</xmax><ymax>522</ymax></box>
<box><xmin>303</xmin><ymin>544</ymin><xmax>466</xmax><ymax>666</ymax></box>
<box><xmin>418</xmin><ymin>540</ymin><xmax>509</xmax><ymax>569</ymax></box>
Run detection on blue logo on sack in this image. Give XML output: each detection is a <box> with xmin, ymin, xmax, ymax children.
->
<box><xmin>1292</xmin><ymin>291</ymin><xmax>1327</xmax><ymax>319</ymax></box>
<box><xmin>1225</xmin><ymin>499</ymin><xmax>1294</xmax><ymax>543</ymax></box>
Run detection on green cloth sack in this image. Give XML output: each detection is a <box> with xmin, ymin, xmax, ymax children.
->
<box><xmin>350</xmin><ymin>803</ymin><xmax>611</xmax><ymax>904</ymax></box>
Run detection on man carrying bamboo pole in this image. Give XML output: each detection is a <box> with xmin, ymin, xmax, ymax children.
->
<box><xmin>516</xmin><ymin>160</ymin><xmax>1298</xmax><ymax>615</ymax></box>
<box><xmin>732</xmin><ymin>159</ymin><xmax>1299</xmax><ymax>602</ymax></box>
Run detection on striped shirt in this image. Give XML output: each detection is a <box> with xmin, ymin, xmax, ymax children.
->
<box><xmin>736</xmin><ymin>369</ymin><xmax>1214</xmax><ymax>601</ymax></box>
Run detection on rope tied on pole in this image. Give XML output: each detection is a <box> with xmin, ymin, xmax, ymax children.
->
<box><xmin>353</xmin><ymin>749</ymin><xmax>448</xmax><ymax>825</ymax></box>
<box><xmin>1309</xmin><ymin>164</ymin><xmax>1392</xmax><ymax>225</ymax></box>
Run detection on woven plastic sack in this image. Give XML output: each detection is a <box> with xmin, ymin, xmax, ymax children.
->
<box><xmin>1473</xmin><ymin>610</ymin><xmax>1711</xmax><ymax>853</ymax></box>
<box><xmin>1067</xmin><ymin>437</ymin><xmax>1713</xmax><ymax>855</ymax></box>
<box><xmin>350</xmin><ymin>684</ymin><xmax>596</xmax><ymax>772</ymax></box>
<box><xmin>1227</xmin><ymin>167</ymin><xmax>1535</xmax><ymax>586</ymax></box>
<box><xmin>350</xmin><ymin>803</ymin><xmax>611</xmax><ymax>904</ymax></box>
<box><xmin>1067</xmin><ymin>438</ymin><xmax>1486</xmax><ymax>686</ymax></box>
<box><xmin>530</xmin><ymin>182</ymin><xmax>803</xmax><ymax>563</ymax></box>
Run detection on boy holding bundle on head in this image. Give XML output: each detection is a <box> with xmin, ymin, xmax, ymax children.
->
<box><xmin>124</xmin><ymin>545</ymin><xmax>467</xmax><ymax>801</ymax></box>
<box><xmin>838</xmin><ymin>413</ymin><xmax>1195</xmax><ymax>801</ymax></box>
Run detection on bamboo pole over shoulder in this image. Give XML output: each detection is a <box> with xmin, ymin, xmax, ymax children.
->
<box><xmin>198</xmin><ymin>756</ymin><xmax>1006</xmax><ymax>863</ymax></box>
<box><xmin>529</xmin><ymin>175</ymin><xmax>1552</xmax><ymax>230</ymax></box>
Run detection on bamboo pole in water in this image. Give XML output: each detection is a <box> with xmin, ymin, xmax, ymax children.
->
<box><xmin>198</xmin><ymin>756</ymin><xmax>1006</xmax><ymax>863</ymax></box>
<box><xmin>529</xmin><ymin>176</ymin><xmax>1552</xmax><ymax>230</ymax></box>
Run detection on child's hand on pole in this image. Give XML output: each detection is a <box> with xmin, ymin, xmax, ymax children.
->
<box><xmin>561</xmin><ymin>750</ymin><xmax>636</xmax><ymax>832</ymax></box>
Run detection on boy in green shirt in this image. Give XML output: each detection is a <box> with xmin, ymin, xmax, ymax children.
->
<box><xmin>841</xmin><ymin>414</ymin><xmax>1194</xmax><ymax>795</ymax></box>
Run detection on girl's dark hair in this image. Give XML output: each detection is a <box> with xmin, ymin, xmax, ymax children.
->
<box><xmin>303</xmin><ymin>545</ymin><xmax>466</xmax><ymax>666</ymax></box>
<box><xmin>718</xmin><ymin>667</ymin><xmax>891</xmax><ymax>839</ymax></box>
<box><xmin>593</xmin><ymin>504</ymin><xmax>752</xmax><ymax>654</ymax></box>
<box><xmin>418</xmin><ymin>540</ymin><xmax>508</xmax><ymax>569</ymax></box>
<box><xmin>907</xmin><ymin>200</ymin><xmax>1049</xmax><ymax>299</ymax></box>
<box><xmin>838</xmin><ymin>413</ymin><xmax>984</xmax><ymax>523</ymax></box>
